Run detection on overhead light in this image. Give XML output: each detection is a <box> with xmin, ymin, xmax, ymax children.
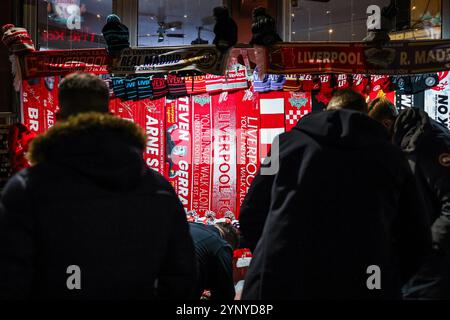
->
<box><xmin>328</xmin><ymin>28</ymin><xmax>333</xmax><ymax>34</ymax></box>
<box><xmin>292</xmin><ymin>31</ymin><xmax>296</xmax><ymax>34</ymax></box>
<box><xmin>326</xmin><ymin>10</ymin><xmax>331</xmax><ymax>14</ymax></box>
<box><xmin>96</xmin><ymin>14</ymin><xmax>101</xmax><ymax>19</ymax></box>
<box><xmin>412</xmin><ymin>6</ymin><xmax>416</xmax><ymax>10</ymax></box>
<box><xmin>170</xmin><ymin>27</ymin><xmax>175</xmax><ymax>31</ymax></box>
<box><xmin>146</xmin><ymin>33</ymin><xmax>150</xmax><ymax>37</ymax></box>
<box><xmin>184</xmin><ymin>14</ymin><xmax>188</xmax><ymax>18</ymax></box>
<box><xmin>291</xmin><ymin>13</ymin><xmax>295</xmax><ymax>17</ymax></box>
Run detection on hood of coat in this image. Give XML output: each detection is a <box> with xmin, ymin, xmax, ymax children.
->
<box><xmin>294</xmin><ymin>109</ymin><xmax>389</xmax><ymax>148</ymax></box>
<box><xmin>29</xmin><ymin>112</ymin><xmax>147</xmax><ymax>190</ymax></box>
<box><xmin>392</xmin><ymin>107</ymin><xmax>431</xmax><ymax>153</ymax></box>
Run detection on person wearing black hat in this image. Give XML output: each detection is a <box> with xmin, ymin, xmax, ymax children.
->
<box><xmin>249</xmin><ymin>7</ymin><xmax>282</xmax><ymax>46</ymax></box>
<box><xmin>213</xmin><ymin>6</ymin><xmax>238</xmax><ymax>53</ymax></box>
<box><xmin>102</xmin><ymin>14</ymin><xmax>129</xmax><ymax>57</ymax></box>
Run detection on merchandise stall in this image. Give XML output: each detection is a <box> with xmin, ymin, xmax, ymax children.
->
<box><xmin>3</xmin><ymin>23</ymin><xmax>450</xmax><ymax>291</ymax></box>
<box><xmin>11</xmin><ymin>39</ymin><xmax>450</xmax><ymax>196</ymax></box>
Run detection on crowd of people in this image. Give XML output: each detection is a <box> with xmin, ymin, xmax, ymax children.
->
<box><xmin>0</xmin><ymin>72</ymin><xmax>448</xmax><ymax>300</ymax></box>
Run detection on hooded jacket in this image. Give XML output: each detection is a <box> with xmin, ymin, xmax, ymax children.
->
<box><xmin>393</xmin><ymin>108</ymin><xmax>450</xmax><ymax>299</ymax></box>
<box><xmin>0</xmin><ymin>113</ymin><xmax>196</xmax><ymax>300</ymax></box>
<box><xmin>189</xmin><ymin>222</ymin><xmax>235</xmax><ymax>300</ymax></box>
<box><xmin>240</xmin><ymin>109</ymin><xmax>431</xmax><ymax>299</ymax></box>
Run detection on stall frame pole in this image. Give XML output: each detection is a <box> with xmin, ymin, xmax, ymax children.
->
<box><xmin>114</xmin><ymin>0</ymin><xmax>138</xmax><ymax>47</ymax></box>
<box><xmin>443</xmin><ymin>0</ymin><xmax>450</xmax><ymax>39</ymax></box>
<box><xmin>281</xmin><ymin>0</ymin><xmax>292</xmax><ymax>42</ymax></box>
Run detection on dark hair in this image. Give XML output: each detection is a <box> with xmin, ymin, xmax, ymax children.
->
<box><xmin>368</xmin><ymin>97</ymin><xmax>398</xmax><ymax>122</ymax></box>
<box><xmin>213</xmin><ymin>6</ymin><xmax>230</xmax><ymax>19</ymax></box>
<box><xmin>327</xmin><ymin>88</ymin><xmax>368</xmax><ymax>113</ymax></box>
<box><xmin>252</xmin><ymin>7</ymin><xmax>267</xmax><ymax>18</ymax></box>
<box><xmin>215</xmin><ymin>222</ymin><xmax>239</xmax><ymax>250</ymax></box>
<box><xmin>58</xmin><ymin>72</ymin><xmax>109</xmax><ymax>120</ymax></box>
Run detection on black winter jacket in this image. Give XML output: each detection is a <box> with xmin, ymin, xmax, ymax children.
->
<box><xmin>241</xmin><ymin>109</ymin><xmax>431</xmax><ymax>299</ymax></box>
<box><xmin>189</xmin><ymin>222</ymin><xmax>235</xmax><ymax>300</ymax></box>
<box><xmin>393</xmin><ymin>108</ymin><xmax>450</xmax><ymax>299</ymax></box>
<box><xmin>0</xmin><ymin>113</ymin><xmax>197</xmax><ymax>300</ymax></box>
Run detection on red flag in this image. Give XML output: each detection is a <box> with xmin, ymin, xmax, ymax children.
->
<box><xmin>257</xmin><ymin>91</ymin><xmax>285</xmax><ymax>161</ymax></box>
<box><xmin>284</xmin><ymin>91</ymin><xmax>312</xmax><ymax>132</ymax></box>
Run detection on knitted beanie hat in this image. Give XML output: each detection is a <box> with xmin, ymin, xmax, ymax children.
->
<box><xmin>205</xmin><ymin>74</ymin><xmax>225</xmax><ymax>93</ymax></box>
<box><xmin>336</xmin><ymin>74</ymin><xmax>351</xmax><ymax>90</ymax></box>
<box><xmin>390</xmin><ymin>73</ymin><xmax>438</xmax><ymax>94</ymax></box>
<box><xmin>193</xmin><ymin>75</ymin><xmax>207</xmax><ymax>94</ymax></box>
<box><xmin>370</xmin><ymin>75</ymin><xmax>392</xmax><ymax>93</ymax></box>
<box><xmin>112</xmin><ymin>77</ymin><xmax>127</xmax><ymax>99</ymax></box>
<box><xmin>351</xmin><ymin>74</ymin><xmax>370</xmax><ymax>95</ymax></box>
<box><xmin>125</xmin><ymin>78</ymin><xmax>138</xmax><ymax>100</ymax></box>
<box><xmin>413</xmin><ymin>73</ymin><xmax>439</xmax><ymax>92</ymax></box>
<box><xmin>2</xmin><ymin>24</ymin><xmax>35</xmax><ymax>55</ymax></box>
<box><xmin>253</xmin><ymin>70</ymin><xmax>270</xmax><ymax>92</ymax></box>
<box><xmin>136</xmin><ymin>76</ymin><xmax>153</xmax><ymax>99</ymax></box>
<box><xmin>167</xmin><ymin>74</ymin><xmax>188</xmax><ymax>99</ymax></box>
<box><xmin>318</xmin><ymin>74</ymin><xmax>335</xmax><ymax>94</ymax></box>
<box><xmin>102</xmin><ymin>15</ymin><xmax>130</xmax><ymax>56</ymax></box>
<box><xmin>152</xmin><ymin>76</ymin><xmax>169</xmax><ymax>99</ymax></box>
<box><xmin>223</xmin><ymin>69</ymin><xmax>248</xmax><ymax>92</ymax></box>
<box><xmin>107</xmin><ymin>14</ymin><xmax>121</xmax><ymax>24</ymax></box>
<box><xmin>299</xmin><ymin>74</ymin><xmax>315</xmax><ymax>91</ymax></box>
<box><xmin>184</xmin><ymin>75</ymin><xmax>206</xmax><ymax>95</ymax></box>
<box><xmin>283</xmin><ymin>74</ymin><xmax>301</xmax><ymax>92</ymax></box>
<box><xmin>315</xmin><ymin>76</ymin><xmax>334</xmax><ymax>106</ymax></box>
<box><xmin>269</xmin><ymin>74</ymin><xmax>285</xmax><ymax>91</ymax></box>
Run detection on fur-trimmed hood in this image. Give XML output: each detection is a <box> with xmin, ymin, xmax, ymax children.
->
<box><xmin>29</xmin><ymin>112</ymin><xmax>147</xmax><ymax>190</ymax></box>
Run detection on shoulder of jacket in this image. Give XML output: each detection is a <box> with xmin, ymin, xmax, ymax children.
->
<box><xmin>4</xmin><ymin>171</ymin><xmax>28</xmax><ymax>191</ymax></box>
<box><xmin>1</xmin><ymin>170</ymin><xmax>34</xmax><ymax>207</ymax></box>
<box><xmin>141</xmin><ymin>169</ymin><xmax>179</xmax><ymax>198</ymax></box>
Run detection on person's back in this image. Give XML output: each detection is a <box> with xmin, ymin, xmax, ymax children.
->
<box><xmin>242</xmin><ymin>109</ymin><xmax>431</xmax><ymax>299</ymax></box>
<box><xmin>189</xmin><ymin>222</ymin><xmax>236</xmax><ymax>300</ymax></box>
<box><xmin>0</xmin><ymin>73</ymin><xmax>196</xmax><ymax>299</ymax></box>
<box><xmin>369</xmin><ymin>100</ymin><xmax>450</xmax><ymax>299</ymax></box>
<box><xmin>391</xmin><ymin>108</ymin><xmax>450</xmax><ymax>299</ymax></box>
